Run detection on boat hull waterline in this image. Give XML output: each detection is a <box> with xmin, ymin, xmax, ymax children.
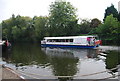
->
<box><xmin>41</xmin><ymin>44</ymin><xmax>99</xmax><ymax>48</ymax></box>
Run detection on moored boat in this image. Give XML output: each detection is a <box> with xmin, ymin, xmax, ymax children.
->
<box><xmin>41</xmin><ymin>35</ymin><xmax>101</xmax><ymax>48</ymax></box>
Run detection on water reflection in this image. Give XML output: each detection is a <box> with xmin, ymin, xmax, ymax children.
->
<box><xmin>105</xmin><ymin>51</ymin><xmax>120</xmax><ymax>73</ymax></box>
<box><xmin>2</xmin><ymin>43</ymin><xmax>120</xmax><ymax>79</ymax></box>
<box><xmin>42</xmin><ymin>48</ymin><xmax>99</xmax><ymax>59</ymax></box>
<box><xmin>42</xmin><ymin>48</ymin><xmax>79</xmax><ymax>77</ymax></box>
<box><xmin>2</xmin><ymin>43</ymin><xmax>50</xmax><ymax>68</ymax></box>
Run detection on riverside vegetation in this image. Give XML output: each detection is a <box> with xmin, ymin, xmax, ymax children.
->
<box><xmin>1</xmin><ymin>1</ymin><xmax>120</xmax><ymax>45</ymax></box>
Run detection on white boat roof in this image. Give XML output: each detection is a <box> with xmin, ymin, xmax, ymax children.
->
<box><xmin>44</xmin><ymin>35</ymin><xmax>96</xmax><ymax>39</ymax></box>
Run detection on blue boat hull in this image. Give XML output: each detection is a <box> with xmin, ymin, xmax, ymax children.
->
<box><xmin>41</xmin><ymin>44</ymin><xmax>97</xmax><ymax>48</ymax></box>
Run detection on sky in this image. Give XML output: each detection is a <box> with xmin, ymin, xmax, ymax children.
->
<box><xmin>0</xmin><ymin>0</ymin><xmax>120</xmax><ymax>23</ymax></box>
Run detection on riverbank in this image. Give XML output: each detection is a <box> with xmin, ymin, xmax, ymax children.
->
<box><xmin>1</xmin><ymin>65</ymin><xmax>25</xmax><ymax>81</ymax></box>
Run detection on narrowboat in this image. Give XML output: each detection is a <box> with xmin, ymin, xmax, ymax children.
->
<box><xmin>41</xmin><ymin>36</ymin><xmax>101</xmax><ymax>48</ymax></box>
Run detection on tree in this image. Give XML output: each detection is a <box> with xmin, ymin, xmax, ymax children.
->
<box><xmin>90</xmin><ymin>18</ymin><xmax>101</xmax><ymax>28</ymax></box>
<box><xmin>89</xmin><ymin>18</ymin><xmax>101</xmax><ymax>34</ymax></box>
<box><xmin>96</xmin><ymin>14</ymin><xmax>119</xmax><ymax>45</ymax></box>
<box><xmin>103</xmin><ymin>4</ymin><xmax>118</xmax><ymax>21</ymax></box>
<box><xmin>2</xmin><ymin>17</ymin><xmax>14</xmax><ymax>41</ymax></box>
<box><xmin>2</xmin><ymin>15</ymin><xmax>33</xmax><ymax>42</ymax></box>
<box><xmin>2</xmin><ymin>14</ymin><xmax>49</xmax><ymax>42</ymax></box>
<box><xmin>48</xmin><ymin>0</ymin><xmax>78</xmax><ymax>36</ymax></box>
<box><xmin>34</xmin><ymin>16</ymin><xmax>48</xmax><ymax>40</ymax></box>
<box><xmin>79</xmin><ymin>19</ymin><xmax>91</xmax><ymax>34</ymax></box>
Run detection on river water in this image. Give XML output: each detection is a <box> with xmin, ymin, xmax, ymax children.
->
<box><xmin>2</xmin><ymin>43</ymin><xmax>120</xmax><ymax>80</ymax></box>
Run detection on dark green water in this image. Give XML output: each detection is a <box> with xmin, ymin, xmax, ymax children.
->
<box><xmin>2</xmin><ymin>43</ymin><xmax>120</xmax><ymax>79</ymax></box>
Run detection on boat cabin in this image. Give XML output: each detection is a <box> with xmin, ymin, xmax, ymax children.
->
<box><xmin>41</xmin><ymin>36</ymin><xmax>101</xmax><ymax>48</ymax></box>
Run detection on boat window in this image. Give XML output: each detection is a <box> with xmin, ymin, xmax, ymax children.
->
<box><xmin>48</xmin><ymin>39</ymin><xmax>53</xmax><ymax>42</ymax></box>
<box><xmin>46</xmin><ymin>39</ymin><xmax>73</xmax><ymax>42</ymax></box>
<box><xmin>66</xmin><ymin>39</ymin><xmax>69</xmax><ymax>42</ymax></box>
<box><xmin>70</xmin><ymin>39</ymin><xmax>73</xmax><ymax>42</ymax></box>
<box><xmin>47</xmin><ymin>39</ymin><xmax>50</xmax><ymax>42</ymax></box>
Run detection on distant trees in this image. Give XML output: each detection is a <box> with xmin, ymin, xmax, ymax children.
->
<box><xmin>96</xmin><ymin>14</ymin><xmax>120</xmax><ymax>45</ymax></box>
<box><xmin>48</xmin><ymin>1</ymin><xmax>78</xmax><ymax>36</ymax></box>
<box><xmin>34</xmin><ymin>16</ymin><xmax>49</xmax><ymax>40</ymax></box>
<box><xmin>78</xmin><ymin>18</ymin><xmax>101</xmax><ymax>35</ymax></box>
<box><xmin>100</xmin><ymin>4</ymin><xmax>120</xmax><ymax>45</ymax></box>
<box><xmin>1</xmin><ymin>1</ymin><xmax>120</xmax><ymax>45</ymax></box>
<box><xmin>2</xmin><ymin>15</ymin><xmax>49</xmax><ymax>42</ymax></box>
<box><xmin>2</xmin><ymin>15</ymin><xmax>33</xmax><ymax>42</ymax></box>
<box><xmin>90</xmin><ymin>18</ymin><xmax>101</xmax><ymax>28</ymax></box>
<box><xmin>79</xmin><ymin>19</ymin><xmax>91</xmax><ymax>34</ymax></box>
<box><xmin>103</xmin><ymin>4</ymin><xmax>118</xmax><ymax>21</ymax></box>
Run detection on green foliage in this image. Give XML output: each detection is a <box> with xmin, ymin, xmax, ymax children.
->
<box><xmin>34</xmin><ymin>16</ymin><xmax>49</xmax><ymax>40</ymax></box>
<box><xmin>78</xmin><ymin>18</ymin><xmax>101</xmax><ymax>35</ymax></box>
<box><xmin>2</xmin><ymin>1</ymin><xmax>80</xmax><ymax>42</ymax></box>
<box><xmin>1</xmin><ymin>2</ymin><xmax>120</xmax><ymax>45</ymax></box>
<box><xmin>2</xmin><ymin>15</ymin><xmax>36</xmax><ymax>42</ymax></box>
<box><xmin>96</xmin><ymin>14</ymin><xmax>120</xmax><ymax>45</ymax></box>
<box><xmin>103</xmin><ymin>4</ymin><xmax>118</xmax><ymax>21</ymax></box>
<box><xmin>79</xmin><ymin>19</ymin><xmax>91</xmax><ymax>34</ymax></box>
<box><xmin>90</xmin><ymin>18</ymin><xmax>101</xmax><ymax>28</ymax></box>
<box><xmin>48</xmin><ymin>1</ymin><xmax>78</xmax><ymax>36</ymax></box>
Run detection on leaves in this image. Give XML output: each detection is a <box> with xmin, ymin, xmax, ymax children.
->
<box><xmin>48</xmin><ymin>1</ymin><xmax>78</xmax><ymax>36</ymax></box>
<box><xmin>34</xmin><ymin>16</ymin><xmax>48</xmax><ymax>40</ymax></box>
<box><xmin>103</xmin><ymin>4</ymin><xmax>118</xmax><ymax>21</ymax></box>
<box><xmin>96</xmin><ymin>14</ymin><xmax>120</xmax><ymax>45</ymax></box>
<box><xmin>1</xmin><ymin>2</ymin><xmax>120</xmax><ymax>45</ymax></box>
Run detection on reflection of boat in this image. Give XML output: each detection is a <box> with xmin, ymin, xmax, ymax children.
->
<box><xmin>41</xmin><ymin>36</ymin><xmax>101</xmax><ymax>48</ymax></box>
<box><xmin>41</xmin><ymin>47</ymin><xmax>98</xmax><ymax>59</ymax></box>
<box><xmin>42</xmin><ymin>48</ymin><xmax>74</xmax><ymax>58</ymax></box>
